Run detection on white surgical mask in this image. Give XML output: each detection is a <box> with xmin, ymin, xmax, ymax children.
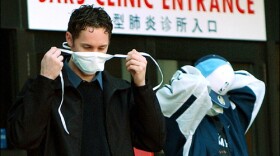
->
<box><xmin>61</xmin><ymin>42</ymin><xmax>113</xmax><ymax>75</ymax></box>
<box><xmin>58</xmin><ymin>42</ymin><xmax>163</xmax><ymax>134</ymax></box>
<box><xmin>72</xmin><ymin>52</ymin><xmax>113</xmax><ymax>75</ymax></box>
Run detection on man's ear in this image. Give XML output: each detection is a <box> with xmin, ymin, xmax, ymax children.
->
<box><xmin>65</xmin><ymin>32</ymin><xmax>73</xmax><ymax>47</ymax></box>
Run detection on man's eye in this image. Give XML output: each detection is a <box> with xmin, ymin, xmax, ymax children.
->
<box><xmin>98</xmin><ymin>47</ymin><xmax>106</xmax><ymax>51</ymax></box>
<box><xmin>83</xmin><ymin>46</ymin><xmax>91</xmax><ymax>49</ymax></box>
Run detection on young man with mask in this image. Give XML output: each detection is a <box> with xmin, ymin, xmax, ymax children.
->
<box><xmin>156</xmin><ymin>54</ymin><xmax>265</xmax><ymax>156</ymax></box>
<box><xmin>7</xmin><ymin>5</ymin><xmax>165</xmax><ymax>156</ymax></box>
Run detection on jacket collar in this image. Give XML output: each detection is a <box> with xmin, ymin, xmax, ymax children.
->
<box><xmin>64</xmin><ymin>60</ymin><xmax>103</xmax><ymax>89</ymax></box>
<box><xmin>55</xmin><ymin>68</ymin><xmax>131</xmax><ymax>92</ymax></box>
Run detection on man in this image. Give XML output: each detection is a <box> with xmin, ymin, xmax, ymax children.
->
<box><xmin>7</xmin><ymin>5</ymin><xmax>165</xmax><ymax>156</ymax></box>
<box><xmin>156</xmin><ymin>54</ymin><xmax>265</xmax><ymax>156</ymax></box>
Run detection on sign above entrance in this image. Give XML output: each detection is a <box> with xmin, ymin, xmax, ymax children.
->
<box><xmin>27</xmin><ymin>0</ymin><xmax>266</xmax><ymax>41</ymax></box>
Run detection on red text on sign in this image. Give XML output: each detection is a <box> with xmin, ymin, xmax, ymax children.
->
<box><xmin>96</xmin><ymin>0</ymin><xmax>153</xmax><ymax>9</ymax></box>
<box><xmin>39</xmin><ymin>0</ymin><xmax>84</xmax><ymax>4</ymax></box>
<box><xmin>162</xmin><ymin>0</ymin><xmax>255</xmax><ymax>14</ymax></box>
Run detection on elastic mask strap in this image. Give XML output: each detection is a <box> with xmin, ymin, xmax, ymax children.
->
<box><xmin>62</xmin><ymin>42</ymin><xmax>71</xmax><ymax>49</ymax></box>
<box><xmin>58</xmin><ymin>72</ymin><xmax>70</xmax><ymax>134</ymax></box>
<box><xmin>59</xmin><ymin>48</ymin><xmax>73</xmax><ymax>54</ymax></box>
<box><xmin>58</xmin><ymin>42</ymin><xmax>71</xmax><ymax>134</ymax></box>
<box><xmin>142</xmin><ymin>52</ymin><xmax>163</xmax><ymax>90</ymax></box>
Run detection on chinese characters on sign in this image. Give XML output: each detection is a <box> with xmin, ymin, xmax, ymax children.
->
<box><xmin>112</xmin><ymin>13</ymin><xmax>217</xmax><ymax>34</ymax></box>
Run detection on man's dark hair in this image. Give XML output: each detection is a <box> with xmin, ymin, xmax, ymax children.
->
<box><xmin>67</xmin><ymin>5</ymin><xmax>113</xmax><ymax>40</ymax></box>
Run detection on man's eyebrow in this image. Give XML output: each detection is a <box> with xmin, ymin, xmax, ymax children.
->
<box><xmin>99</xmin><ymin>44</ymin><xmax>108</xmax><ymax>47</ymax></box>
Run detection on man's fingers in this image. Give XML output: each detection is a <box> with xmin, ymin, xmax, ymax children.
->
<box><xmin>57</xmin><ymin>55</ymin><xmax>64</xmax><ymax>62</ymax></box>
<box><xmin>52</xmin><ymin>48</ymin><xmax>62</xmax><ymax>58</ymax></box>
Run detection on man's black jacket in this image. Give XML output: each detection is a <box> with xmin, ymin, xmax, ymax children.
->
<box><xmin>7</xmin><ymin>69</ymin><xmax>166</xmax><ymax>156</ymax></box>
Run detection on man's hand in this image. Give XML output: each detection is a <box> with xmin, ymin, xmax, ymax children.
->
<box><xmin>126</xmin><ymin>49</ymin><xmax>147</xmax><ymax>87</ymax></box>
<box><xmin>40</xmin><ymin>47</ymin><xmax>64</xmax><ymax>80</ymax></box>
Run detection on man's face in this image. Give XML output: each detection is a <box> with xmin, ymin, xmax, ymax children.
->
<box><xmin>70</xmin><ymin>27</ymin><xmax>110</xmax><ymax>53</ymax></box>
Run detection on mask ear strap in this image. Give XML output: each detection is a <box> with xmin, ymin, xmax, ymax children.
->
<box><xmin>139</xmin><ymin>52</ymin><xmax>163</xmax><ymax>91</ymax></box>
<box><xmin>62</xmin><ymin>42</ymin><xmax>71</xmax><ymax>49</ymax></box>
<box><xmin>59</xmin><ymin>48</ymin><xmax>73</xmax><ymax>54</ymax></box>
<box><xmin>58</xmin><ymin>71</ymin><xmax>70</xmax><ymax>134</ymax></box>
